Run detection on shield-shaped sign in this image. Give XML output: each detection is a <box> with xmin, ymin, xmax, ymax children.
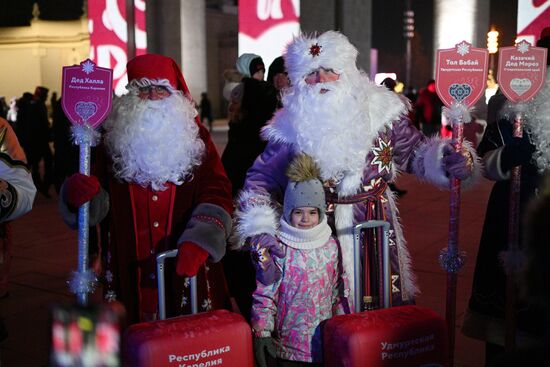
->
<box><xmin>435</xmin><ymin>41</ymin><xmax>489</xmax><ymax>108</ymax></box>
<box><xmin>62</xmin><ymin>59</ymin><xmax>113</xmax><ymax>129</ymax></box>
<box><xmin>497</xmin><ymin>40</ymin><xmax>547</xmax><ymax>103</ymax></box>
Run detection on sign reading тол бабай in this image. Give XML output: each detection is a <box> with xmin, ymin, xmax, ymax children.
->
<box><xmin>435</xmin><ymin>41</ymin><xmax>489</xmax><ymax>108</ymax></box>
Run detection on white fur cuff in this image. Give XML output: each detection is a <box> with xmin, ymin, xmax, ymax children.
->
<box><xmin>232</xmin><ymin>191</ymin><xmax>279</xmax><ymax>249</ymax></box>
<box><xmin>443</xmin><ymin>103</ymin><xmax>472</xmax><ymax>124</ymax></box>
<box><xmin>461</xmin><ymin>140</ymin><xmax>482</xmax><ymax>189</ymax></box>
<box><xmin>483</xmin><ymin>147</ymin><xmax>510</xmax><ymax>181</ymax></box>
<box><xmin>412</xmin><ymin>137</ymin><xmax>481</xmax><ymax>190</ymax></box>
<box><xmin>413</xmin><ymin>137</ymin><xmax>449</xmax><ymax>189</ymax></box>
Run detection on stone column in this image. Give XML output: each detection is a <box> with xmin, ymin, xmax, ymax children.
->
<box><xmin>300</xmin><ymin>0</ymin><xmax>372</xmax><ymax>73</ymax></box>
<box><xmin>434</xmin><ymin>0</ymin><xmax>489</xmax><ymax>71</ymax></box>
<box><xmin>180</xmin><ymin>0</ymin><xmax>208</xmax><ymax>100</ymax></box>
<box><xmin>340</xmin><ymin>0</ymin><xmax>372</xmax><ymax>72</ymax></box>
<box><xmin>146</xmin><ymin>0</ymin><xmax>181</xmax><ymax>65</ymax></box>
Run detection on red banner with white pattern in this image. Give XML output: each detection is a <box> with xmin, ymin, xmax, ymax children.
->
<box><xmin>239</xmin><ymin>0</ymin><xmax>300</xmax><ymax>72</ymax></box>
<box><xmin>88</xmin><ymin>0</ymin><xmax>147</xmax><ymax>95</ymax></box>
<box><xmin>517</xmin><ymin>0</ymin><xmax>550</xmax><ymax>45</ymax></box>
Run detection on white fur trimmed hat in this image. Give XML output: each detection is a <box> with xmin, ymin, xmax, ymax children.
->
<box><xmin>284</xmin><ymin>31</ymin><xmax>359</xmax><ymax>85</ymax></box>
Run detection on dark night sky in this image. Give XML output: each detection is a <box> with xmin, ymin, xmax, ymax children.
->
<box><xmin>372</xmin><ymin>0</ymin><xmax>517</xmax><ymax>89</ymax></box>
<box><xmin>372</xmin><ymin>0</ymin><xmax>434</xmax><ymax>89</ymax></box>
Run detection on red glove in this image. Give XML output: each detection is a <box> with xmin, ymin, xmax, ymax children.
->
<box><xmin>63</xmin><ymin>173</ymin><xmax>100</xmax><ymax>208</ymax></box>
<box><xmin>176</xmin><ymin>242</ymin><xmax>209</xmax><ymax>277</ymax></box>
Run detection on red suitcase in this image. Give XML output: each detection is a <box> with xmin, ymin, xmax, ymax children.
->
<box><xmin>123</xmin><ymin>250</ymin><xmax>254</xmax><ymax>367</ymax></box>
<box><xmin>323</xmin><ymin>221</ymin><xmax>448</xmax><ymax>367</ymax></box>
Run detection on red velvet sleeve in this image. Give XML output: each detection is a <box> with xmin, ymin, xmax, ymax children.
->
<box><xmin>193</xmin><ymin>124</ymin><xmax>233</xmax><ymax>215</ymax></box>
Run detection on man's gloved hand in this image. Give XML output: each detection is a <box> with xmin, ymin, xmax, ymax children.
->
<box><xmin>63</xmin><ymin>173</ymin><xmax>100</xmax><ymax>208</ymax></box>
<box><xmin>249</xmin><ymin>234</ymin><xmax>285</xmax><ymax>286</ymax></box>
<box><xmin>501</xmin><ymin>136</ymin><xmax>536</xmax><ymax>172</ymax></box>
<box><xmin>253</xmin><ymin>336</ymin><xmax>276</xmax><ymax>367</ymax></box>
<box><xmin>176</xmin><ymin>242</ymin><xmax>209</xmax><ymax>277</ymax></box>
<box><xmin>442</xmin><ymin>144</ymin><xmax>474</xmax><ymax>180</ymax></box>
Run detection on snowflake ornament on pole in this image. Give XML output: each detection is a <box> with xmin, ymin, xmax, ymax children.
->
<box><xmin>62</xmin><ymin>59</ymin><xmax>113</xmax><ymax>306</ymax></box>
<box><xmin>436</xmin><ymin>41</ymin><xmax>488</xmax><ymax>366</ymax></box>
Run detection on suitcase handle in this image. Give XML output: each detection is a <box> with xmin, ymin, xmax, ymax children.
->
<box><xmin>353</xmin><ymin>220</ymin><xmax>391</xmax><ymax>312</ymax></box>
<box><xmin>156</xmin><ymin>249</ymin><xmax>198</xmax><ymax>320</ymax></box>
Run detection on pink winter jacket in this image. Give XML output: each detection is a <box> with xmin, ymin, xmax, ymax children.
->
<box><xmin>250</xmin><ymin>217</ymin><xmax>350</xmax><ymax>363</ymax></box>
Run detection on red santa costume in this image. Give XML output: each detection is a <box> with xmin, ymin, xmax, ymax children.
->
<box><xmin>61</xmin><ymin>55</ymin><xmax>233</xmax><ymax>324</ymax></box>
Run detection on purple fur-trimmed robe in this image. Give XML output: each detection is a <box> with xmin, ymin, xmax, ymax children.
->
<box><xmin>234</xmin><ymin>83</ymin><xmax>481</xmax><ymax>308</ymax></box>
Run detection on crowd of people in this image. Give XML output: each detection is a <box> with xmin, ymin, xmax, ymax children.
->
<box><xmin>0</xmin><ymin>28</ymin><xmax>549</xmax><ymax>366</ymax></box>
<box><xmin>0</xmin><ymin>87</ymin><xmax>79</xmax><ymax>199</ymax></box>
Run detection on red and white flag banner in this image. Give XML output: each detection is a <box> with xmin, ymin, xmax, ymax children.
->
<box><xmin>88</xmin><ymin>0</ymin><xmax>147</xmax><ymax>95</ymax></box>
<box><xmin>517</xmin><ymin>0</ymin><xmax>550</xmax><ymax>45</ymax></box>
<box><xmin>239</xmin><ymin>0</ymin><xmax>300</xmax><ymax>71</ymax></box>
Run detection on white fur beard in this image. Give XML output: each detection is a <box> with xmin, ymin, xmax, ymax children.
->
<box><xmin>282</xmin><ymin>73</ymin><xmax>381</xmax><ymax>188</ymax></box>
<box><xmin>103</xmin><ymin>93</ymin><xmax>205</xmax><ymax>191</ymax></box>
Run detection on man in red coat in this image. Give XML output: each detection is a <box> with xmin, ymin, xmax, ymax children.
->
<box><xmin>61</xmin><ymin>54</ymin><xmax>233</xmax><ymax>324</ymax></box>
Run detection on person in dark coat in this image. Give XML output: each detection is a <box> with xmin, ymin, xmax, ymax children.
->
<box><xmin>221</xmin><ymin>56</ymin><xmax>278</xmax><ymax>197</ymax></box>
<box><xmin>24</xmin><ymin>86</ymin><xmax>54</xmax><ymax>197</ymax></box>
<box><xmin>13</xmin><ymin>92</ymin><xmax>33</xmax><ymax>146</ymax></box>
<box><xmin>199</xmin><ymin>92</ymin><xmax>213</xmax><ymax>131</ymax></box>
<box><xmin>267</xmin><ymin>56</ymin><xmax>290</xmax><ymax>108</ymax></box>
<box><xmin>415</xmin><ymin>79</ymin><xmax>443</xmax><ymax>136</ymax></box>
<box><xmin>462</xmin><ymin>32</ymin><xmax>550</xmax><ymax>366</ymax></box>
<box><xmin>52</xmin><ymin>97</ymin><xmax>79</xmax><ymax>194</ymax></box>
<box><xmin>221</xmin><ymin>54</ymin><xmax>278</xmax><ymax>321</ymax></box>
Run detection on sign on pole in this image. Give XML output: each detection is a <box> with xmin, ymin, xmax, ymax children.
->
<box><xmin>497</xmin><ymin>40</ymin><xmax>547</xmax><ymax>350</ymax></box>
<box><xmin>436</xmin><ymin>41</ymin><xmax>488</xmax><ymax>108</ymax></box>
<box><xmin>435</xmin><ymin>40</ymin><xmax>488</xmax><ymax>367</ymax></box>
<box><xmin>62</xmin><ymin>59</ymin><xmax>113</xmax><ymax>306</ymax></box>
<box><xmin>498</xmin><ymin>40</ymin><xmax>547</xmax><ymax>103</ymax></box>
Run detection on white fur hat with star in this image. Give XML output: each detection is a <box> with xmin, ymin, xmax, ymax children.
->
<box><xmin>284</xmin><ymin>31</ymin><xmax>359</xmax><ymax>86</ymax></box>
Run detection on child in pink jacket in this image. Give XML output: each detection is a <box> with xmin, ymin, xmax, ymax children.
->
<box><xmin>251</xmin><ymin>155</ymin><xmax>350</xmax><ymax>367</ymax></box>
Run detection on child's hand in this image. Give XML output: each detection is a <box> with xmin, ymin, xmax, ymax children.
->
<box><xmin>249</xmin><ymin>234</ymin><xmax>285</xmax><ymax>285</ymax></box>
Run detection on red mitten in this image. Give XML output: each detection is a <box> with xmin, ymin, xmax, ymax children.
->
<box><xmin>176</xmin><ymin>242</ymin><xmax>209</xmax><ymax>277</ymax></box>
<box><xmin>63</xmin><ymin>173</ymin><xmax>101</xmax><ymax>208</ymax></box>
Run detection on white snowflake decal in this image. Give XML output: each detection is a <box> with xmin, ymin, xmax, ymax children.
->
<box><xmin>516</xmin><ymin>40</ymin><xmax>530</xmax><ymax>54</ymax></box>
<box><xmin>104</xmin><ymin>290</ymin><xmax>117</xmax><ymax>302</ymax></box>
<box><xmin>181</xmin><ymin>296</ymin><xmax>188</xmax><ymax>307</ymax></box>
<box><xmin>456</xmin><ymin>41</ymin><xmax>470</xmax><ymax>56</ymax></box>
<box><xmin>371</xmin><ymin>137</ymin><xmax>393</xmax><ymax>174</ymax></box>
<box><xmin>202</xmin><ymin>298</ymin><xmax>212</xmax><ymax>311</ymax></box>
<box><xmin>82</xmin><ymin>60</ymin><xmax>95</xmax><ymax>74</ymax></box>
<box><xmin>183</xmin><ymin>277</ymin><xmax>190</xmax><ymax>288</ymax></box>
